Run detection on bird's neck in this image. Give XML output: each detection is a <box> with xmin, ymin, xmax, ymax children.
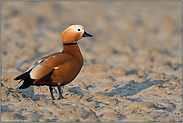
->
<box><xmin>62</xmin><ymin>43</ymin><xmax>83</xmax><ymax>61</ymax></box>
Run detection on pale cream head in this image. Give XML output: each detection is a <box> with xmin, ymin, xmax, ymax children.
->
<box><xmin>62</xmin><ymin>25</ymin><xmax>92</xmax><ymax>44</ymax></box>
<box><xmin>62</xmin><ymin>25</ymin><xmax>85</xmax><ymax>44</ymax></box>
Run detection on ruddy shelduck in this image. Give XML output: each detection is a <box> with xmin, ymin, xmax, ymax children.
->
<box><xmin>14</xmin><ymin>25</ymin><xmax>92</xmax><ymax>100</ymax></box>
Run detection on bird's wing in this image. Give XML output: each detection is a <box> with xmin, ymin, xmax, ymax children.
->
<box><xmin>29</xmin><ymin>52</ymin><xmax>73</xmax><ymax>80</ymax></box>
<box><xmin>25</xmin><ymin>52</ymin><xmax>59</xmax><ymax>73</ymax></box>
<box><xmin>33</xmin><ymin>52</ymin><xmax>60</xmax><ymax>65</ymax></box>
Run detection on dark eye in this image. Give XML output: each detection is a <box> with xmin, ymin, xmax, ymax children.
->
<box><xmin>77</xmin><ymin>29</ymin><xmax>80</xmax><ymax>31</ymax></box>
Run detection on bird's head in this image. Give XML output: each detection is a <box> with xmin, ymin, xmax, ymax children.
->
<box><xmin>62</xmin><ymin>25</ymin><xmax>92</xmax><ymax>44</ymax></box>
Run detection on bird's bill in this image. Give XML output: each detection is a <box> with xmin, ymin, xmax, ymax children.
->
<box><xmin>82</xmin><ymin>31</ymin><xmax>92</xmax><ymax>37</ymax></box>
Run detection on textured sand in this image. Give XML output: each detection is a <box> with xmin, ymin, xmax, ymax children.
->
<box><xmin>1</xmin><ymin>1</ymin><xmax>182</xmax><ymax>122</ymax></box>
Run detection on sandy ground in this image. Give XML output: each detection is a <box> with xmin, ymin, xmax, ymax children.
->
<box><xmin>1</xmin><ymin>1</ymin><xmax>182</xmax><ymax>122</ymax></box>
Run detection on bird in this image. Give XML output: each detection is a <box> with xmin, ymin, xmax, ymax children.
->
<box><xmin>14</xmin><ymin>25</ymin><xmax>92</xmax><ymax>100</ymax></box>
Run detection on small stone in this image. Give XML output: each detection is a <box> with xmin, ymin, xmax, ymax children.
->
<box><xmin>132</xmin><ymin>109</ymin><xmax>138</xmax><ymax>113</ymax></box>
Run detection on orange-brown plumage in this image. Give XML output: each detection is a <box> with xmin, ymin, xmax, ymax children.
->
<box><xmin>14</xmin><ymin>25</ymin><xmax>92</xmax><ymax>100</ymax></box>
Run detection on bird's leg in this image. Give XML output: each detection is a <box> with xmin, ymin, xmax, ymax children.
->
<box><xmin>57</xmin><ymin>85</ymin><xmax>66</xmax><ymax>100</ymax></box>
<box><xmin>49</xmin><ymin>86</ymin><xmax>55</xmax><ymax>100</ymax></box>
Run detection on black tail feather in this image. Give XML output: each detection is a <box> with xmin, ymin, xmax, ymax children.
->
<box><xmin>19</xmin><ymin>80</ymin><xmax>23</xmax><ymax>83</ymax></box>
<box><xmin>19</xmin><ymin>79</ymin><xmax>35</xmax><ymax>89</ymax></box>
<box><xmin>15</xmin><ymin>70</ymin><xmax>35</xmax><ymax>89</ymax></box>
<box><xmin>14</xmin><ymin>71</ymin><xmax>30</xmax><ymax>80</ymax></box>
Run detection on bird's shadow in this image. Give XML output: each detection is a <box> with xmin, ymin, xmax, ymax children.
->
<box><xmin>102</xmin><ymin>79</ymin><xmax>170</xmax><ymax>98</ymax></box>
<box><xmin>16</xmin><ymin>86</ymin><xmax>48</xmax><ymax>101</ymax></box>
<box><xmin>15</xmin><ymin>78</ymin><xmax>170</xmax><ymax>102</ymax></box>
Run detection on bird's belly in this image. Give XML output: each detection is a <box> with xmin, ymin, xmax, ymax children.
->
<box><xmin>33</xmin><ymin>79</ymin><xmax>58</xmax><ymax>86</ymax></box>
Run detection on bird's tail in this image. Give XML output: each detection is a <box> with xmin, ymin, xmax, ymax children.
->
<box><xmin>14</xmin><ymin>70</ymin><xmax>35</xmax><ymax>89</ymax></box>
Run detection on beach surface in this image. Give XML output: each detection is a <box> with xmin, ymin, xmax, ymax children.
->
<box><xmin>1</xmin><ymin>2</ymin><xmax>182</xmax><ymax>122</ymax></box>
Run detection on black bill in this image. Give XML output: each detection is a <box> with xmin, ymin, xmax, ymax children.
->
<box><xmin>82</xmin><ymin>31</ymin><xmax>92</xmax><ymax>37</ymax></box>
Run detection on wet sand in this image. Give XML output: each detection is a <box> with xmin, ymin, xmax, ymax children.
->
<box><xmin>1</xmin><ymin>2</ymin><xmax>182</xmax><ymax>122</ymax></box>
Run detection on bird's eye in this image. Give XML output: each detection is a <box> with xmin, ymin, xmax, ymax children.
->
<box><xmin>77</xmin><ymin>29</ymin><xmax>81</xmax><ymax>31</ymax></box>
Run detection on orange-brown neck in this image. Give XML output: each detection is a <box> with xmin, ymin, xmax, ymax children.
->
<box><xmin>62</xmin><ymin>44</ymin><xmax>83</xmax><ymax>64</ymax></box>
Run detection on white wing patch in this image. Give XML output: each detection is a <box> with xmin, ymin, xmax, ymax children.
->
<box><xmin>54</xmin><ymin>67</ymin><xmax>59</xmax><ymax>69</ymax></box>
<box><xmin>26</xmin><ymin>64</ymin><xmax>36</xmax><ymax>72</ymax></box>
<box><xmin>38</xmin><ymin>60</ymin><xmax>45</xmax><ymax>64</ymax></box>
<box><xmin>29</xmin><ymin>64</ymin><xmax>50</xmax><ymax>79</ymax></box>
<box><xmin>26</xmin><ymin>60</ymin><xmax>45</xmax><ymax>72</ymax></box>
<box><xmin>30</xmin><ymin>65</ymin><xmax>42</xmax><ymax>79</ymax></box>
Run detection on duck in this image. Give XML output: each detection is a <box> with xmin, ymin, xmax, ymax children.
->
<box><xmin>14</xmin><ymin>25</ymin><xmax>92</xmax><ymax>100</ymax></box>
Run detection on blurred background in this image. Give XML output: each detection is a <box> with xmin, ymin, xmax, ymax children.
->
<box><xmin>1</xmin><ymin>2</ymin><xmax>182</xmax><ymax>122</ymax></box>
<box><xmin>2</xmin><ymin>1</ymin><xmax>182</xmax><ymax>75</ymax></box>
